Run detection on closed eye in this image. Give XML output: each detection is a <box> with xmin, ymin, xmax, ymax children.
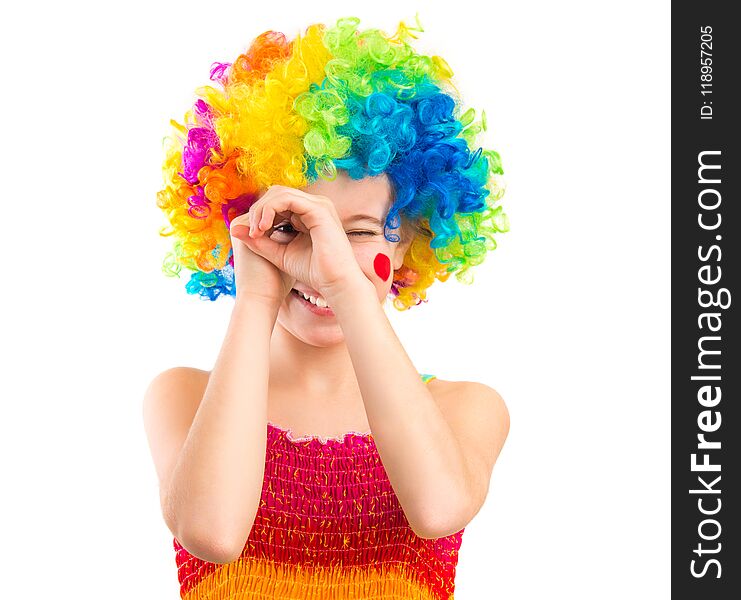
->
<box><xmin>348</xmin><ymin>231</ymin><xmax>377</xmax><ymax>237</ymax></box>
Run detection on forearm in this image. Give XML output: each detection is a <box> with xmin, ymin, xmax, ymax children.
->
<box><xmin>167</xmin><ymin>296</ymin><xmax>279</xmax><ymax>554</ymax></box>
<box><xmin>328</xmin><ymin>280</ymin><xmax>472</xmax><ymax>536</ymax></box>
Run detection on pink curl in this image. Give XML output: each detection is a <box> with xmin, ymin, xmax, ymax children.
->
<box><xmin>178</xmin><ymin>126</ymin><xmax>220</xmax><ymax>185</ymax></box>
<box><xmin>193</xmin><ymin>99</ymin><xmax>215</xmax><ymax>127</ymax></box>
<box><xmin>209</xmin><ymin>62</ymin><xmax>231</xmax><ymax>86</ymax></box>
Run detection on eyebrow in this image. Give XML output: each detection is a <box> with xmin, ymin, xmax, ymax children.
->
<box><xmin>346</xmin><ymin>214</ymin><xmax>385</xmax><ymax>227</ymax></box>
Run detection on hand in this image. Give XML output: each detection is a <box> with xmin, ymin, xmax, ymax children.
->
<box><xmin>230</xmin><ymin>185</ymin><xmax>366</xmax><ymax>300</ymax></box>
<box><xmin>229</xmin><ymin>213</ymin><xmax>296</xmax><ymax>307</ymax></box>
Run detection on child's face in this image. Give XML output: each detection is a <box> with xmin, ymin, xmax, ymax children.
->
<box><xmin>275</xmin><ymin>170</ymin><xmax>413</xmax><ymax>347</ymax></box>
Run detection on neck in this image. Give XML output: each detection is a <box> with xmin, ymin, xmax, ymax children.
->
<box><xmin>268</xmin><ymin>321</ymin><xmax>361</xmax><ymax>401</ymax></box>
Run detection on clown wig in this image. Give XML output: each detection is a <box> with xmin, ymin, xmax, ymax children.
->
<box><xmin>156</xmin><ymin>14</ymin><xmax>509</xmax><ymax>310</ymax></box>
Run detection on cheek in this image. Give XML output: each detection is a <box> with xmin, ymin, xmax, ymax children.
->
<box><xmin>353</xmin><ymin>247</ymin><xmax>394</xmax><ymax>290</ymax></box>
<box><xmin>373</xmin><ymin>253</ymin><xmax>391</xmax><ymax>281</ymax></box>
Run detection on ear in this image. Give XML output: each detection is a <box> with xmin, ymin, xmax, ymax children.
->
<box><xmin>392</xmin><ymin>221</ymin><xmax>415</xmax><ymax>271</ymax></box>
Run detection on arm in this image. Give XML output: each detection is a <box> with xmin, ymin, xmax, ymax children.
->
<box><xmin>143</xmin><ymin>296</ymin><xmax>279</xmax><ymax>564</ymax></box>
<box><xmin>326</xmin><ymin>278</ymin><xmax>510</xmax><ymax>539</ymax></box>
<box><xmin>235</xmin><ymin>185</ymin><xmax>510</xmax><ymax>537</ymax></box>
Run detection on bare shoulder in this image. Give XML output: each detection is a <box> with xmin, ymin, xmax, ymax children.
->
<box><xmin>426</xmin><ymin>378</ymin><xmax>510</xmax><ymax>520</ymax></box>
<box><xmin>143</xmin><ymin>366</ymin><xmax>210</xmax><ymax>411</ymax></box>
<box><xmin>427</xmin><ymin>376</ymin><xmax>505</xmax><ymax>404</ymax></box>
<box><xmin>142</xmin><ymin>366</ymin><xmax>211</xmax><ymax>436</ymax></box>
<box><xmin>141</xmin><ymin>367</ymin><xmax>211</xmax><ymax>498</ymax></box>
<box><xmin>427</xmin><ymin>377</ymin><xmax>510</xmax><ymax>441</ymax></box>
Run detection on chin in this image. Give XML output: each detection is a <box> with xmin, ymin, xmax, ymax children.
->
<box><xmin>279</xmin><ymin>320</ymin><xmax>346</xmax><ymax>347</ymax></box>
<box><xmin>302</xmin><ymin>330</ymin><xmax>346</xmax><ymax>347</ymax></box>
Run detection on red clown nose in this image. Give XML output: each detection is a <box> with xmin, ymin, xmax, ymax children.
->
<box><xmin>374</xmin><ymin>253</ymin><xmax>391</xmax><ymax>281</ymax></box>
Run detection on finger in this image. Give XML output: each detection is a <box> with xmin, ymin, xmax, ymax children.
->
<box><xmin>230</xmin><ymin>213</ymin><xmax>251</xmax><ymax>238</ymax></box>
<box><xmin>243</xmin><ymin>229</ymin><xmax>288</xmax><ymax>270</ymax></box>
<box><xmin>258</xmin><ymin>191</ymin><xmax>332</xmax><ymax>232</ymax></box>
<box><xmin>248</xmin><ymin>187</ymin><xmax>347</xmax><ymax>258</ymax></box>
<box><xmin>255</xmin><ymin>185</ymin><xmax>336</xmax><ymax>225</ymax></box>
<box><xmin>249</xmin><ymin>204</ymin><xmax>262</xmax><ymax>237</ymax></box>
<box><xmin>290</xmin><ymin>212</ymin><xmax>310</xmax><ymax>235</ymax></box>
<box><xmin>246</xmin><ymin>193</ymin><xmax>268</xmax><ymax>237</ymax></box>
<box><xmin>249</xmin><ymin>186</ymin><xmax>281</xmax><ymax>236</ymax></box>
<box><xmin>252</xmin><ymin>203</ymin><xmax>285</xmax><ymax>238</ymax></box>
<box><xmin>258</xmin><ymin>205</ymin><xmax>276</xmax><ymax>236</ymax></box>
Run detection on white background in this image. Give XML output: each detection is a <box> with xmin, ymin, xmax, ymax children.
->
<box><xmin>0</xmin><ymin>1</ymin><xmax>669</xmax><ymax>598</ymax></box>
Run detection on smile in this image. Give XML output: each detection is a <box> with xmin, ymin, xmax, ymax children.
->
<box><xmin>291</xmin><ymin>288</ymin><xmax>335</xmax><ymax>316</ymax></box>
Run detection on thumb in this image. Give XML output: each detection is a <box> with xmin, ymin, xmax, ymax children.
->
<box><xmin>238</xmin><ymin>232</ymin><xmax>286</xmax><ymax>269</ymax></box>
<box><xmin>231</xmin><ymin>223</ymin><xmax>250</xmax><ymax>239</ymax></box>
<box><xmin>229</xmin><ymin>212</ymin><xmax>254</xmax><ymax>240</ymax></box>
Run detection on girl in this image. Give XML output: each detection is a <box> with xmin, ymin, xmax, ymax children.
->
<box><xmin>144</xmin><ymin>14</ymin><xmax>510</xmax><ymax>599</ymax></box>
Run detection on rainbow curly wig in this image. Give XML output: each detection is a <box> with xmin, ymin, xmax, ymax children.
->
<box><xmin>156</xmin><ymin>13</ymin><xmax>509</xmax><ymax>310</ymax></box>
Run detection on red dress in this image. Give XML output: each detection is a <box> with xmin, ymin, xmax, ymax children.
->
<box><xmin>174</xmin><ymin>373</ymin><xmax>465</xmax><ymax>599</ymax></box>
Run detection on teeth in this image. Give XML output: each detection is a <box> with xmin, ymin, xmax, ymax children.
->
<box><xmin>298</xmin><ymin>289</ymin><xmax>330</xmax><ymax>308</ymax></box>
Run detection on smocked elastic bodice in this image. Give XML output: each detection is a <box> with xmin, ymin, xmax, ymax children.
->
<box><xmin>173</xmin><ymin>373</ymin><xmax>465</xmax><ymax>599</ymax></box>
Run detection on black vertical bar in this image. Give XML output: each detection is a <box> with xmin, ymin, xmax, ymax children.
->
<box><xmin>672</xmin><ymin>4</ymin><xmax>739</xmax><ymax>597</ymax></box>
